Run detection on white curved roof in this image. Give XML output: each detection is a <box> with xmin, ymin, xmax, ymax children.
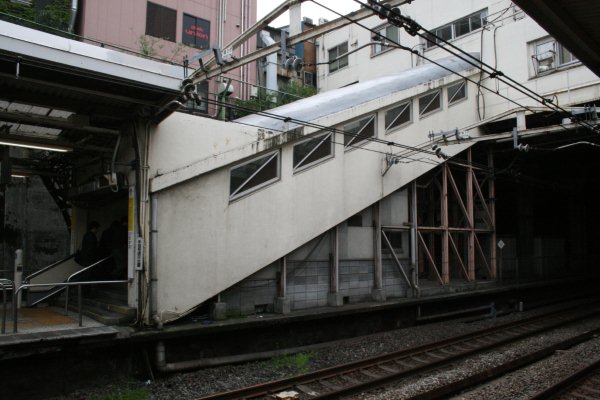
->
<box><xmin>235</xmin><ymin>53</ymin><xmax>479</xmax><ymax>132</ymax></box>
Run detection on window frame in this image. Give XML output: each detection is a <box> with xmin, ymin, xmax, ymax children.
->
<box><xmin>384</xmin><ymin>100</ymin><xmax>412</xmax><ymax>133</ymax></box>
<box><xmin>328</xmin><ymin>42</ymin><xmax>349</xmax><ymax>73</ymax></box>
<box><xmin>145</xmin><ymin>1</ymin><xmax>176</xmax><ymax>42</ymax></box>
<box><xmin>418</xmin><ymin>90</ymin><xmax>442</xmax><ymax>118</ymax></box>
<box><xmin>182</xmin><ymin>13</ymin><xmax>211</xmax><ymax>50</ymax></box>
<box><xmin>425</xmin><ymin>9</ymin><xmax>488</xmax><ymax>49</ymax></box>
<box><xmin>229</xmin><ymin>151</ymin><xmax>280</xmax><ymax>201</ymax></box>
<box><xmin>371</xmin><ymin>24</ymin><xmax>400</xmax><ymax>57</ymax></box>
<box><xmin>343</xmin><ymin>114</ymin><xmax>377</xmax><ymax>150</ymax></box>
<box><xmin>530</xmin><ymin>37</ymin><xmax>580</xmax><ymax>76</ymax></box>
<box><xmin>447</xmin><ymin>80</ymin><xmax>467</xmax><ymax>106</ymax></box>
<box><xmin>292</xmin><ymin>132</ymin><xmax>335</xmax><ymax>173</ymax></box>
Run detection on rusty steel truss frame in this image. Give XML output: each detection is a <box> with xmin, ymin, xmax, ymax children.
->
<box><xmin>416</xmin><ymin>148</ymin><xmax>496</xmax><ymax>285</ymax></box>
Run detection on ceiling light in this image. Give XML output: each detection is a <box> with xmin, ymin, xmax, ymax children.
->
<box><xmin>0</xmin><ymin>138</ymin><xmax>72</xmax><ymax>152</ymax></box>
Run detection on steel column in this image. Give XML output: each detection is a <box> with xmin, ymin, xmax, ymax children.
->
<box><xmin>488</xmin><ymin>150</ymin><xmax>497</xmax><ymax>279</ymax></box>
<box><xmin>330</xmin><ymin>226</ymin><xmax>339</xmax><ymax>294</ymax></box>
<box><xmin>278</xmin><ymin>257</ymin><xmax>287</xmax><ymax>298</ymax></box>
<box><xmin>442</xmin><ymin>164</ymin><xmax>450</xmax><ymax>284</ymax></box>
<box><xmin>373</xmin><ymin>202</ymin><xmax>383</xmax><ymax>290</ymax></box>
<box><xmin>467</xmin><ymin>150</ymin><xmax>476</xmax><ymax>281</ymax></box>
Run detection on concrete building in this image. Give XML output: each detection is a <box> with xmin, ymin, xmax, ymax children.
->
<box><xmin>1</xmin><ymin>0</ymin><xmax>599</xmax><ymax>328</ymax></box>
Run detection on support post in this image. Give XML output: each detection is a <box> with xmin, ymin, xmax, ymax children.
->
<box><xmin>488</xmin><ymin>150</ymin><xmax>497</xmax><ymax>279</ymax></box>
<box><xmin>411</xmin><ymin>181</ymin><xmax>420</xmax><ymax>297</ymax></box>
<box><xmin>467</xmin><ymin>149</ymin><xmax>476</xmax><ymax>281</ymax></box>
<box><xmin>442</xmin><ymin>164</ymin><xmax>450</xmax><ymax>284</ymax></box>
<box><xmin>372</xmin><ymin>202</ymin><xmax>386</xmax><ymax>301</ymax></box>
<box><xmin>14</xmin><ymin>249</ymin><xmax>23</xmax><ymax>309</ymax></box>
<box><xmin>275</xmin><ymin>256</ymin><xmax>290</xmax><ymax>314</ymax></box>
<box><xmin>328</xmin><ymin>226</ymin><xmax>343</xmax><ymax>306</ymax></box>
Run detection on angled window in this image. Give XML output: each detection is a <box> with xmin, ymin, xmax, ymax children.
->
<box><xmin>146</xmin><ymin>2</ymin><xmax>176</xmax><ymax>42</ymax></box>
<box><xmin>183</xmin><ymin>14</ymin><xmax>210</xmax><ymax>49</ymax></box>
<box><xmin>425</xmin><ymin>9</ymin><xmax>487</xmax><ymax>49</ymax></box>
<box><xmin>328</xmin><ymin>42</ymin><xmax>348</xmax><ymax>73</ymax></box>
<box><xmin>418</xmin><ymin>90</ymin><xmax>442</xmax><ymax>117</ymax></box>
<box><xmin>343</xmin><ymin>115</ymin><xmax>376</xmax><ymax>149</ymax></box>
<box><xmin>230</xmin><ymin>151</ymin><xmax>280</xmax><ymax>200</ymax></box>
<box><xmin>385</xmin><ymin>101</ymin><xmax>412</xmax><ymax>132</ymax></box>
<box><xmin>447</xmin><ymin>80</ymin><xmax>467</xmax><ymax>105</ymax></box>
<box><xmin>293</xmin><ymin>132</ymin><xmax>334</xmax><ymax>172</ymax></box>
<box><xmin>372</xmin><ymin>25</ymin><xmax>400</xmax><ymax>56</ymax></box>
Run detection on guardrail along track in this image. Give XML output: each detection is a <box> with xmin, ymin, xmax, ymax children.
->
<box><xmin>199</xmin><ymin>304</ymin><xmax>600</xmax><ymax>400</ymax></box>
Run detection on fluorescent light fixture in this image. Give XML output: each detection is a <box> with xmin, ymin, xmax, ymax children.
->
<box><xmin>0</xmin><ymin>138</ymin><xmax>72</xmax><ymax>152</ymax></box>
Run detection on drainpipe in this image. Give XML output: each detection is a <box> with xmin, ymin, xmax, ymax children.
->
<box><xmin>68</xmin><ymin>0</ymin><xmax>78</xmax><ymax>33</ymax></box>
<box><xmin>259</xmin><ymin>31</ymin><xmax>278</xmax><ymax>100</ymax></box>
<box><xmin>150</xmin><ymin>194</ymin><xmax>161</xmax><ymax>328</ymax></box>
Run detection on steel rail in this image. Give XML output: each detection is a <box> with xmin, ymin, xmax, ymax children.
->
<box><xmin>407</xmin><ymin>327</ymin><xmax>600</xmax><ymax>400</ymax></box>
<box><xmin>528</xmin><ymin>356</ymin><xmax>600</xmax><ymax>400</ymax></box>
<box><xmin>197</xmin><ymin>302</ymin><xmax>600</xmax><ymax>400</ymax></box>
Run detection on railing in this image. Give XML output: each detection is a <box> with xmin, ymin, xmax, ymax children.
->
<box><xmin>12</xmin><ymin>279</ymin><xmax>128</xmax><ymax>334</ymax></box>
<box><xmin>23</xmin><ymin>253</ymin><xmax>76</xmax><ymax>283</ymax></box>
<box><xmin>0</xmin><ymin>279</ymin><xmax>14</xmax><ymax>334</ymax></box>
<box><xmin>63</xmin><ymin>256</ymin><xmax>113</xmax><ymax>315</ymax></box>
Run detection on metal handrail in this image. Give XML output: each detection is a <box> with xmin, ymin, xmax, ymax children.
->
<box><xmin>0</xmin><ymin>279</ymin><xmax>14</xmax><ymax>334</ymax></box>
<box><xmin>64</xmin><ymin>256</ymin><xmax>113</xmax><ymax>315</ymax></box>
<box><xmin>12</xmin><ymin>280</ymin><xmax>128</xmax><ymax>334</ymax></box>
<box><xmin>24</xmin><ymin>253</ymin><xmax>76</xmax><ymax>283</ymax></box>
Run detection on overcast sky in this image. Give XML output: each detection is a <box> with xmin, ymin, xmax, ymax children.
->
<box><xmin>256</xmin><ymin>0</ymin><xmax>360</xmax><ymax>27</ymax></box>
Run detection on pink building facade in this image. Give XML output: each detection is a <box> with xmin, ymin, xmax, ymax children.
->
<box><xmin>78</xmin><ymin>0</ymin><xmax>257</xmax><ymax>115</ymax></box>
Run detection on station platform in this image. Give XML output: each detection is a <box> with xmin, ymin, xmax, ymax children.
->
<box><xmin>0</xmin><ymin>305</ymin><xmax>121</xmax><ymax>358</ymax></box>
<box><xmin>0</xmin><ymin>277</ymin><xmax>594</xmax><ymax>361</ymax></box>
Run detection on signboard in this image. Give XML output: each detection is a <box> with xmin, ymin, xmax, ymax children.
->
<box><xmin>183</xmin><ymin>14</ymin><xmax>210</xmax><ymax>50</ymax></box>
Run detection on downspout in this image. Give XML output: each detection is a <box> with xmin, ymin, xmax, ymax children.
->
<box><xmin>68</xmin><ymin>0</ymin><xmax>78</xmax><ymax>33</ymax></box>
<box><xmin>150</xmin><ymin>194</ymin><xmax>161</xmax><ymax>329</ymax></box>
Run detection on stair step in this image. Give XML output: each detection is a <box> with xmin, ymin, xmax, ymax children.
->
<box><xmin>76</xmin><ymin>304</ymin><xmax>135</xmax><ymax>325</ymax></box>
<box><xmin>81</xmin><ymin>297</ymin><xmax>136</xmax><ymax>318</ymax></box>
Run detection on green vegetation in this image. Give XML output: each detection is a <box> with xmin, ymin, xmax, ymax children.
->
<box><xmin>0</xmin><ymin>0</ymin><xmax>72</xmax><ymax>36</ymax></box>
<box><xmin>234</xmin><ymin>80</ymin><xmax>317</xmax><ymax>118</ymax></box>
<box><xmin>93</xmin><ymin>388</ymin><xmax>149</xmax><ymax>400</ymax></box>
<box><xmin>267</xmin><ymin>352</ymin><xmax>313</xmax><ymax>373</ymax></box>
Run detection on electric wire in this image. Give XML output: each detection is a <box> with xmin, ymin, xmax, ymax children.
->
<box><xmin>196</xmin><ymin>95</ymin><xmax>444</xmax><ymax>167</ymax></box>
<box><xmin>351</xmin><ymin>0</ymin><xmax>599</xmax><ymax>133</ymax></box>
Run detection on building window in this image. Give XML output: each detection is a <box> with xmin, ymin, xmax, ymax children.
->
<box><xmin>293</xmin><ymin>132</ymin><xmax>334</xmax><ymax>172</ymax></box>
<box><xmin>182</xmin><ymin>14</ymin><xmax>210</xmax><ymax>49</ymax></box>
<box><xmin>146</xmin><ymin>2</ymin><xmax>176</xmax><ymax>42</ymax></box>
<box><xmin>447</xmin><ymin>80</ymin><xmax>467</xmax><ymax>105</ymax></box>
<box><xmin>372</xmin><ymin>25</ymin><xmax>400</xmax><ymax>56</ymax></box>
<box><xmin>385</xmin><ymin>101</ymin><xmax>412</xmax><ymax>132</ymax></box>
<box><xmin>531</xmin><ymin>37</ymin><xmax>579</xmax><ymax>75</ymax></box>
<box><xmin>230</xmin><ymin>151</ymin><xmax>280</xmax><ymax>200</ymax></box>
<box><xmin>419</xmin><ymin>90</ymin><xmax>442</xmax><ymax>117</ymax></box>
<box><xmin>425</xmin><ymin>9</ymin><xmax>487</xmax><ymax>49</ymax></box>
<box><xmin>328</xmin><ymin>42</ymin><xmax>348</xmax><ymax>73</ymax></box>
<box><xmin>343</xmin><ymin>115</ymin><xmax>376</xmax><ymax>149</ymax></box>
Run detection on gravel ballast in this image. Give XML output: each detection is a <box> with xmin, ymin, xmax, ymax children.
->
<box><xmin>49</xmin><ymin>301</ymin><xmax>600</xmax><ymax>400</ymax></box>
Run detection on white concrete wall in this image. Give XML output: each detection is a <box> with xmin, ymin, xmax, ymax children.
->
<box><xmin>317</xmin><ymin>0</ymin><xmax>600</xmax><ymax>117</ymax></box>
<box><xmin>151</xmin><ymin>71</ymin><xmax>477</xmax><ymax>321</ymax></box>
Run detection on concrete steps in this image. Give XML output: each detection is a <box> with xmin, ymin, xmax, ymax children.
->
<box><xmin>55</xmin><ymin>283</ymin><xmax>135</xmax><ymax>326</ymax></box>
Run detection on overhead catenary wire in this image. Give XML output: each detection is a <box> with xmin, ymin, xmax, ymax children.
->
<box><xmin>350</xmin><ymin>0</ymin><xmax>599</xmax><ymax>133</ymax></box>
<box><xmin>195</xmin><ymin>94</ymin><xmax>444</xmax><ymax>167</ymax></box>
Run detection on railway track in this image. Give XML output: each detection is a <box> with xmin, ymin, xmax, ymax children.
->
<box><xmin>198</xmin><ymin>303</ymin><xmax>600</xmax><ymax>400</ymax></box>
<box><xmin>528</xmin><ymin>357</ymin><xmax>600</xmax><ymax>400</ymax></box>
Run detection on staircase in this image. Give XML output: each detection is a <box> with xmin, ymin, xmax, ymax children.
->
<box><xmin>56</xmin><ymin>283</ymin><xmax>136</xmax><ymax>325</ymax></box>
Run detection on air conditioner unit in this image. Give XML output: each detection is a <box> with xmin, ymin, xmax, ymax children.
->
<box><xmin>534</xmin><ymin>51</ymin><xmax>555</xmax><ymax>74</ymax></box>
